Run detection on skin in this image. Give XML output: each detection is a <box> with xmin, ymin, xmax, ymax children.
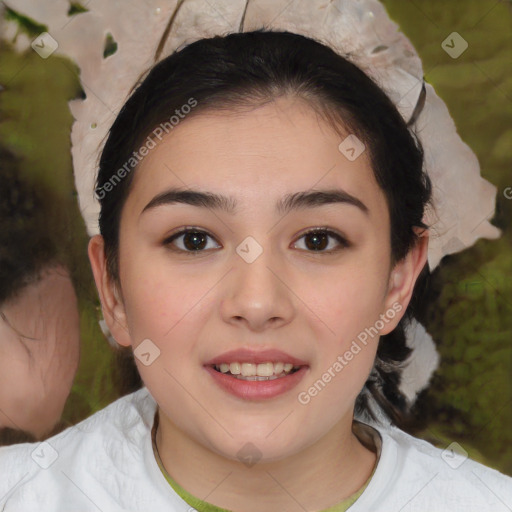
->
<box><xmin>89</xmin><ymin>95</ymin><xmax>428</xmax><ymax>511</ymax></box>
<box><xmin>0</xmin><ymin>264</ymin><xmax>80</xmax><ymax>440</ymax></box>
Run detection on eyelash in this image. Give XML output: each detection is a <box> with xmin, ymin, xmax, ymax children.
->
<box><xmin>162</xmin><ymin>226</ymin><xmax>350</xmax><ymax>255</ymax></box>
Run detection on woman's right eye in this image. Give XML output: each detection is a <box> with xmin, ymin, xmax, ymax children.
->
<box><xmin>163</xmin><ymin>228</ymin><xmax>221</xmax><ymax>254</ymax></box>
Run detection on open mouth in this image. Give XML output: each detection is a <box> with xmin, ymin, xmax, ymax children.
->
<box><xmin>211</xmin><ymin>362</ymin><xmax>302</xmax><ymax>381</ymax></box>
<box><xmin>205</xmin><ymin>355</ymin><xmax>309</xmax><ymax>399</ymax></box>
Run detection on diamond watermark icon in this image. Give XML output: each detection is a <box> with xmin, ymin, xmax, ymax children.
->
<box><xmin>237</xmin><ymin>442</ymin><xmax>263</xmax><ymax>468</ymax></box>
<box><xmin>441</xmin><ymin>441</ymin><xmax>468</xmax><ymax>469</ymax></box>
<box><xmin>31</xmin><ymin>442</ymin><xmax>59</xmax><ymax>469</ymax></box>
<box><xmin>441</xmin><ymin>236</ymin><xmax>466</xmax><ymax>256</ymax></box>
<box><xmin>338</xmin><ymin>134</ymin><xmax>365</xmax><ymax>161</ymax></box>
<box><xmin>134</xmin><ymin>338</ymin><xmax>161</xmax><ymax>366</ymax></box>
<box><xmin>441</xmin><ymin>32</ymin><xmax>468</xmax><ymax>59</ymax></box>
<box><xmin>236</xmin><ymin>236</ymin><xmax>263</xmax><ymax>264</ymax></box>
<box><xmin>31</xmin><ymin>32</ymin><xmax>59</xmax><ymax>59</ymax></box>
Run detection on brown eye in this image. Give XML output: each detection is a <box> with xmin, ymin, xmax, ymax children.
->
<box><xmin>294</xmin><ymin>229</ymin><xmax>349</xmax><ymax>253</ymax></box>
<box><xmin>164</xmin><ymin>229</ymin><xmax>220</xmax><ymax>253</ymax></box>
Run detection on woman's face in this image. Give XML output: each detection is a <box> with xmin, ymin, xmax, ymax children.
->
<box><xmin>90</xmin><ymin>96</ymin><xmax>426</xmax><ymax>462</ymax></box>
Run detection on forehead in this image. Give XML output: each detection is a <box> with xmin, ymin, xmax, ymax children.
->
<box><xmin>125</xmin><ymin>96</ymin><xmax>387</xmax><ymax>219</ymax></box>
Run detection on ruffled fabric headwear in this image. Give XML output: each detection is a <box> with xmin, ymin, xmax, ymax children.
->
<box><xmin>2</xmin><ymin>0</ymin><xmax>501</xmax><ymax>422</ymax></box>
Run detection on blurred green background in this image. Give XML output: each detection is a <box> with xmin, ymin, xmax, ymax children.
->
<box><xmin>0</xmin><ymin>0</ymin><xmax>511</xmax><ymax>475</ymax></box>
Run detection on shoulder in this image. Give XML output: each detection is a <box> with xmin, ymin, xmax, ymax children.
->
<box><xmin>359</xmin><ymin>422</ymin><xmax>512</xmax><ymax>512</ymax></box>
<box><xmin>0</xmin><ymin>387</ymin><xmax>157</xmax><ymax>510</ymax></box>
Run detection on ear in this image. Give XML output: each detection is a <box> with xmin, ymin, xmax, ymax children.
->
<box><xmin>379</xmin><ymin>229</ymin><xmax>429</xmax><ymax>335</ymax></box>
<box><xmin>88</xmin><ymin>235</ymin><xmax>131</xmax><ymax>347</ymax></box>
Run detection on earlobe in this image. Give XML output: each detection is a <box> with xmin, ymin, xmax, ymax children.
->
<box><xmin>380</xmin><ymin>230</ymin><xmax>429</xmax><ymax>335</ymax></box>
<box><xmin>87</xmin><ymin>235</ymin><xmax>131</xmax><ymax>347</ymax></box>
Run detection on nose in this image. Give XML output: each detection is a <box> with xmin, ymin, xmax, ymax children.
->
<box><xmin>220</xmin><ymin>244</ymin><xmax>295</xmax><ymax>332</ymax></box>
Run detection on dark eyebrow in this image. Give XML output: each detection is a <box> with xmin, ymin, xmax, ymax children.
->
<box><xmin>140</xmin><ymin>187</ymin><xmax>369</xmax><ymax>216</ymax></box>
<box><xmin>276</xmin><ymin>189</ymin><xmax>368</xmax><ymax>216</ymax></box>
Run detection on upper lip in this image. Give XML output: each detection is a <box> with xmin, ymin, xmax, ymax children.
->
<box><xmin>204</xmin><ymin>348</ymin><xmax>309</xmax><ymax>366</ymax></box>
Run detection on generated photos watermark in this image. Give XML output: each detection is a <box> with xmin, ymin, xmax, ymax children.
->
<box><xmin>297</xmin><ymin>302</ymin><xmax>403</xmax><ymax>405</ymax></box>
<box><xmin>95</xmin><ymin>97</ymin><xmax>198</xmax><ymax>200</ymax></box>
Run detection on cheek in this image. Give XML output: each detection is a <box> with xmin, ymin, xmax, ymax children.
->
<box><xmin>293</xmin><ymin>266</ymin><xmax>384</xmax><ymax>431</ymax></box>
<box><xmin>307</xmin><ymin>258</ymin><xmax>390</xmax><ymax>343</ymax></box>
<box><xmin>295</xmin><ymin>253</ymin><xmax>389</xmax><ymax>408</ymax></box>
<box><xmin>121</xmin><ymin>246</ymin><xmax>189</xmax><ymax>333</ymax></box>
<box><xmin>120</xmin><ymin>249</ymin><xmax>217</xmax><ymax>366</ymax></box>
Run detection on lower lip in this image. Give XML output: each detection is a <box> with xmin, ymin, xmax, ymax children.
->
<box><xmin>204</xmin><ymin>366</ymin><xmax>308</xmax><ymax>400</ymax></box>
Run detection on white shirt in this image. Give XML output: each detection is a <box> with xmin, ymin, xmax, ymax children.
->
<box><xmin>1</xmin><ymin>386</ymin><xmax>511</xmax><ymax>511</ymax></box>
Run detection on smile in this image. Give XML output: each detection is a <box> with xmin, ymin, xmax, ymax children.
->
<box><xmin>204</xmin><ymin>348</ymin><xmax>309</xmax><ymax>399</ymax></box>
<box><xmin>212</xmin><ymin>362</ymin><xmax>301</xmax><ymax>381</ymax></box>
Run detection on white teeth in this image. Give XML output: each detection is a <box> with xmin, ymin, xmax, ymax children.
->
<box><xmin>273</xmin><ymin>362</ymin><xmax>284</xmax><ymax>374</ymax></box>
<box><xmin>213</xmin><ymin>361</ymin><xmax>301</xmax><ymax>379</ymax></box>
<box><xmin>256</xmin><ymin>362</ymin><xmax>274</xmax><ymax>377</ymax></box>
<box><xmin>241</xmin><ymin>363</ymin><xmax>257</xmax><ymax>377</ymax></box>
<box><xmin>235</xmin><ymin>375</ymin><xmax>280</xmax><ymax>381</ymax></box>
<box><xmin>229</xmin><ymin>362</ymin><xmax>241</xmax><ymax>375</ymax></box>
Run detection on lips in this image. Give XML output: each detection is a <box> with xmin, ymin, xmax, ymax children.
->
<box><xmin>204</xmin><ymin>348</ymin><xmax>309</xmax><ymax>400</ymax></box>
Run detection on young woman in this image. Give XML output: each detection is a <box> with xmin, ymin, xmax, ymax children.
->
<box><xmin>1</xmin><ymin>29</ymin><xmax>510</xmax><ymax>512</ymax></box>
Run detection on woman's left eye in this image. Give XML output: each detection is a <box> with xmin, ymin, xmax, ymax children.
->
<box><xmin>293</xmin><ymin>229</ymin><xmax>350</xmax><ymax>253</ymax></box>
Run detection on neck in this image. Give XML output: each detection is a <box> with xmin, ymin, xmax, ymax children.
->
<box><xmin>155</xmin><ymin>408</ymin><xmax>377</xmax><ymax>511</ymax></box>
